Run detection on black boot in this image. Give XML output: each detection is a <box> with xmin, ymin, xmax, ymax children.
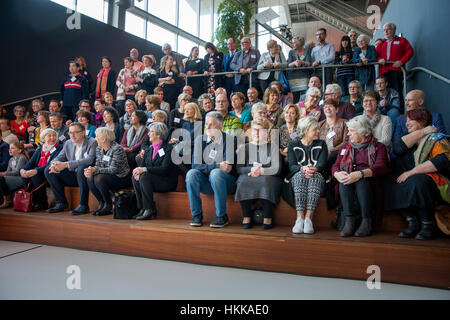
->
<box><xmin>415</xmin><ymin>220</ymin><xmax>434</xmax><ymax>240</ymax></box>
<box><xmin>354</xmin><ymin>217</ymin><xmax>372</xmax><ymax>237</ymax></box>
<box><xmin>136</xmin><ymin>202</ymin><xmax>157</xmax><ymax>220</ymax></box>
<box><xmin>340</xmin><ymin>216</ymin><xmax>356</xmax><ymax>237</ymax></box>
<box><xmin>398</xmin><ymin>216</ymin><xmax>420</xmax><ymax>238</ymax></box>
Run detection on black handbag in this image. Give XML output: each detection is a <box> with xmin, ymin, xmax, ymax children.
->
<box><xmin>252</xmin><ymin>208</ymin><xmax>264</xmax><ymax>225</ymax></box>
<box><xmin>113</xmin><ymin>190</ymin><xmax>139</xmax><ymax>219</ymax></box>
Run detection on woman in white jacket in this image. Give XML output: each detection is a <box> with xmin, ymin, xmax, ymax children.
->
<box><xmin>257</xmin><ymin>40</ymin><xmax>287</xmax><ymax>94</ymax></box>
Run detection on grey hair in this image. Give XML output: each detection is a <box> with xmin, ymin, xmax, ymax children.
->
<box><xmin>346</xmin><ymin>115</ymin><xmax>373</xmax><ymax>137</ymax></box>
<box><xmin>384</xmin><ymin>23</ymin><xmax>397</xmax><ymax>33</ymax></box>
<box><xmin>251</xmin><ymin>102</ymin><xmax>267</xmax><ymax>114</ymax></box>
<box><xmin>306</xmin><ymin>86</ymin><xmax>322</xmax><ymax>98</ymax></box>
<box><xmin>178</xmin><ymin>93</ymin><xmax>192</xmax><ymax>104</ymax></box>
<box><xmin>348</xmin><ymin>30</ymin><xmax>357</xmax><ymax>36</ymax></box>
<box><xmin>205</xmin><ymin>111</ymin><xmax>224</xmax><ymax>125</ymax></box>
<box><xmin>357</xmin><ymin>34</ymin><xmax>371</xmax><ymax>44</ymax></box>
<box><xmin>32</xmin><ymin>99</ymin><xmax>45</xmax><ymax>108</ymax></box>
<box><xmin>40</xmin><ymin>128</ymin><xmax>57</xmax><ymax>141</ymax></box>
<box><xmin>162</xmin><ymin>43</ymin><xmax>171</xmax><ymax>50</ymax></box>
<box><xmin>349</xmin><ymin>80</ymin><xmax>362</xmax><ymax>89</ymax></box>
<box><xmin>326</xmin><ymin>83</ymin><xmax>343</xmax><ymax>97</ymax></box>
<box><xmin>95</xmin><ymin>127</ymin><xmax>116</xmax><ymax>143</ymax></box>
<box><xmin>297</xmin><ymin>116</ymin><xmax>319</xmax><ymax>139</ymax></box>
<box><xmin>198</xmin><ymin>93</ymin><xmax>214</xmax><ymax>111</ymax></box>
<box><xmin>149</xmin><ymin>122</ymin><xmax>169</xmax><ymax>141</ymax></box>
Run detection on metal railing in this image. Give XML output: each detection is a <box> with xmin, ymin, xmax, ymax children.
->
<box><xmin>2</xmin><ymin>91</ymin><xmax>60</xmax><ymax>108</ymax></box>
<box><xmin>186</xmin><ymin>61</ymin><xmax>408</xmax><ymax>99</ymax></box>
<box><xmin>407</xmin><ymin>67</ymin><xmax>450</xmax><ymax>85</ymax></box>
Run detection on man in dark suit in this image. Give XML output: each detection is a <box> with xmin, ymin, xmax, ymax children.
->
<box><xmin>230</xmin><ymin>37</ymin><xmax>261</xmax><ymax>96</ymax></box>
<box><xmin>223</xmin><ymin>38</ymin><xmax>238</xmax><ymax>98</ymax></box>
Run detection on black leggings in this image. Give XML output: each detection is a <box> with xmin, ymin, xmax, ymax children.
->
<box><xmin>87</xmin><ymin>174</ymin><xmax>131</xmax><ymax>206</ymax></box>
<box><xmin>240</xmin><ymin>199</ymin><xmax>274</xmax><ymax>219</ymax></box>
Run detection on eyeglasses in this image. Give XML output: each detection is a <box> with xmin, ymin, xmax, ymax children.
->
<box><xmin>310</xmin><ymin>95</ymin><xmax>321</xmax><ymax>99</ymax></box>
<box><xmin>68</xmin><ymin>131</ymin><xmax>83</xmax><ymax>135</ymax></box>
<box><xmin>324</xmin><ymin>93</ymin><xmax>333</xmax><ymax>96</ymax></box>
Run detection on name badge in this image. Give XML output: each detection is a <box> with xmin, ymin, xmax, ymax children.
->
<box><xmin>393</xmin><ymin>41</ymin><xmax>400</xmax><ymax>45</ymax></box>
<box><xmin>158</xmin><ymin>148</ymin><xmax>165</xmax><ymax>157</ymax></box>
<box><xmin>289</xmin><ymin>132</ymin><xmax>298</xmax><ymax>139</ymax></box>
<box><xmin>50</xmin><ymin>147</ymin><xmax>56</xmax><ymax>154</ymax></box>
<box><xmin>71</xmin><ymin>76</ymin><xmax>76</xmax><ymax>82</ymax></box>
<box><xmin>12</xmin><ymin>160</ymin><xmax>17</xmax><ymax>167</ymax></box>
<box><xmin>103</xmin><ymin>155</ymin><xmax>111</xmax><ymax>162</ymax></box>
<box><xmin>251</xmin><ymin>54</ymin><xmax>256</xmax><ymax>59</ymax></box>
<box><xmin>168</xmin><ymin>72</ymin><xmax>173</xmax><ymax>76</ymax></box>
<box><xmin>209</xmin><ymin>149</ymin><xmax>217</xmax><ymax>159</ymax></box>
<box><xmin>85</xmin><ymin>130</ymin><xmax>89</xmax><ymax>135</ymax></box>
<box><xmin>173</xmin><ymin>61</ymin><xmax>177</xmax><ymax>65</ymax></box>
<box><xmin>19</xmin><ymin>125</ymin><xmax>24</xmax><ymax>130</ymax></box>
<box><xmin>253</xmin><ymin>162</ymin><xmax>262</xmax><ymax>167</ymax></box>
<box><xmin>327</xmin><ymin>131</ymin><xmax>336</xmax><ymax>139</ymax></box>
<box><xmin>340</xmin><ymin>149</ymin><xmax>346</xmax><ymax>156</ymax></box>
<box><xmin>300</xmin><ymin>55</ymin><xmax>305</xmax><ymax>60</ymax></box>
<box><xmin>359</xmin><ymin>53</ymin><xmax>366</xmax><ymax>59</ymax></box>
<box><xmin>59</xmin><ymin>136</ymin><xmax>66</xmax><ymax>141</ymax></box>
<box><xmin>174</xmin><ymin>118</ymin><xmax>181</xmax><ymax>123</ymax></box>
<box><xmin>84</xmin><ymin>152</ymin><xmax>88</xmax><ymax>158</ymax></box>
<box><xmin>196</xmin><ymin>60</ymin><xmax>201</xmax><ymax>63</ymax></box>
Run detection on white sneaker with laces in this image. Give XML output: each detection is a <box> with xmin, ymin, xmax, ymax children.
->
<box><xmin>292</xmin><ymin>217</ymin><xmax>304</xmax><ymax>233</ymax></box>
<box><xmin>303</xmin><ymin>218</ymin><xmax>315</xmax><ymax>234</ymax></box>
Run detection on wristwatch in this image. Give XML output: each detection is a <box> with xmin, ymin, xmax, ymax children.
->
<box><xmin>360</xmin><ymin>170</ymin><xmax>365</xmax><ymax>178</ymax></box>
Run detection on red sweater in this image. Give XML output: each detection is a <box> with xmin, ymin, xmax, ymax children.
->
<box><xmin>376</xmin><ymin>36</ymin><xmax>414</xmax><ymax>75</ymax></box>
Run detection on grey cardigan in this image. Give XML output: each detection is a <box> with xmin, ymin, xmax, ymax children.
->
<box><xmin>4</xmin><ymin>154</ymin><xmax>28</xmax><ymax>176</ymax></box>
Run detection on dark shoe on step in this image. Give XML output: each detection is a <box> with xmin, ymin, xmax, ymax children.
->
<box><xmin>190</xmin><ymin>214</ymin><xmax>203</xmax><ymax>227</ymax></box>
<box><xmin>136</xmin><ymin>209</ymin><xmax>157</xmax><ymax>220</ymax></box>
<box><xmin>210</xmin><ymin>215</ymin><xmax>229</xmax><ymax>228</ymax></box>
<box><xmin>415</xmin><ymin>220</ymin><xmax>434</xmax><ymax>240</ymax></box>
<box><xmin>92</xmin><ymin>203</ymin><xmax>105</xmax><ymax>216</ymax></box>
<box><xmin>47</xmin><ymin>203</ymin><xmax>69</xmax><ymax>213</ymax></box>
<box><xmin>340</xmin><ymin>216</ymin><xmax>356</xmax><ymax>237</ymax></box>
<box><xmin>398</xmin><ymin>216</ymin><xmax>420</xmax><ymax>238</ymax></box>
<box><xmin>96</xmin><ymin>205</ymin><xmax>113</xmax><ymax>216</ymax></box>
<box><xmin>354</xmin><ymin>217</ymin><xmax>372</xmax><ymax>237</ymax></box>
<box><xmin>71</xmin><ymin>204</ymin><xmax>90</xmax><ymax>215</ymax></box>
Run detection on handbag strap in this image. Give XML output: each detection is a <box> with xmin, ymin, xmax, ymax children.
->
<box><xmin>30</xmin><ymin>181</ymin><xmax>47</xmax><ymax>194</ymax></box>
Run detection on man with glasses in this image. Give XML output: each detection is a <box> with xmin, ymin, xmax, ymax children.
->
<box><xmin>215</xmin><ymin>94</ymin><xmax>242</xmax><ymax>136</ymax></box>
<box><xmin>311</xmin><ymin>28</ymin><xmax>335</xmax><ymax>86</ymax></box>
<box><xmin>230</xmin><ymin>37</ymin><xmax>261</xmax><ymax>96</ymax></box>
<box><xmin>49</xmin><ymin>112</ymin><xmax>70</xmax><ymax>144</ymax></box>
<box><xmin>341</xmin><ymin>80</ymin><xmax>364</xmax><ymax>116</ymax></box>
<box><xmin>375</xmin><ymin>74</ymin><xmax>401</xmax><ymax>123</ymax></box>
<box><xmin>161</xmin><ymin>43</ymin><xmax>185</xmax><ymax>77</ymax></box>
<box><xmin>299</xmin><ymin>76</ymin><xmax>322</xmax><ymax>103</ymax></box>
<box><xmin>319</xmin><ymin>84</ymin><xmax>355</xmax><ymax>121</ymax></box>
<box><xmin>45</xmin><ymin>122</ymin><xmax>97</xmax><ymax>214</ymax></box>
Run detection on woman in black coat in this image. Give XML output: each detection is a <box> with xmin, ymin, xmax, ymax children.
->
<box><xmin>185</xmin><ymin>47</ymin><xmax>205</xmax><ymax>99</ymax></box>
<box><xmin>132</xmin><ymin>122</ymin><xmax>178</xmax><ymax>220</ymax></box>
<box><xmin>19</xmin><ymin>128</ymin><xmax>63</xmax><ymax>210</ymax></box>
<box><xmin>203</xmin><ymin>42</ymin><xmax>224</xmax><ymax>95</ymax></box>
<box><xmin>158</xmin><ymin>55</ymin><xmax>182</xmax><ymax>110</ymax></box>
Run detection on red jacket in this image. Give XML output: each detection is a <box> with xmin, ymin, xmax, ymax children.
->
<box><xmin>376</xmin><ymin>36</ymin><xmax>414</xmax><ymax>75</ymax></box>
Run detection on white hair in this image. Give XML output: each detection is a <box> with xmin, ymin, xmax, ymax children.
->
<box><xmin>251</xmin><ymin>102</ymin><xmax>267</xmax><ymax>114</ymax></box>
<box><xmin>357</xmin><ymin>34</ymin><xmax>371</xmax><ymax>44</ymax></box>
<box><xmin>297</xmin><ymin>116</ymin><xmax>319</xmax><ymax>139</ymax></box>
<box><xmin>346</xmin><ymin>115</ymin><xmax>372</xmax><ymax>137</ymax></box>
<box><xmin>383</xmin><ymin>23</ymin><xmax>397</xmax><ymax>33</ymax></box>
<box><xmin>326</xmin><ymin>83</ymin><xmax>343</xmax><ymax>97</ymax></box>
<box><xmin>305</xmin><ymin>86</ymin><xmax>322</xmax><ymax>98</ymax></box>
<box><xmin>40</xmin><ymin>128</ymin><xmax>57</xmax><ymax>142</ymax></box>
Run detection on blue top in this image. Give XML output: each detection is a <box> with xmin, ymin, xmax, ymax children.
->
<box><xmin>85</xmin><ymin>124</ymin><xmax>97</xmax><ymax>138</ymax></box>
<box><xmin>311</xmin><ymin>42</ymin><xmax>335</xmax><ymax>65</ymax></box>
<box><xmin>378</xmin><ymin>88</ymin><xmax>401</xmax><ymax>114</ymax></box>
<box><xmin>352</xmin><ymin>46</ymin><xmax>377</xmax><ymax>86</ymax></box>
<box><xmin>230</xmin><ymin>109</ymin><xmax>253</xmax><ymax>125</ymax></box>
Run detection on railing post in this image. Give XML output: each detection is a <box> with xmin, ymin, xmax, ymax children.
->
<box><xmin>322</xmin><ymin>65</ymin><xmax>326</xmax><ymax>92</ymax></box>
<box><xmin>249</xmin><ymin>71</ymin><xmax>253</xmax><ymax>89</ymax></box>
<box><xmin>401</xmin><ymin>66</ymin><xmax>407</xmax><ymax>113</ymax></box>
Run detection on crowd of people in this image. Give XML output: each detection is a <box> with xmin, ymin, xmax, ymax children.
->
<box><xmin>0</xmin><ymin>22</ymin><xmax>448</xmax><ymax>240</ymax></box>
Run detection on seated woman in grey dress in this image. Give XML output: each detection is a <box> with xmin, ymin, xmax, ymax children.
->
<box><xmin>235</xmin><ymin>117</ymin><xmax>282</xmax><ymax>230</ymax></box>
<box><xmin>84</xmin><ymin>127</ymin><xmax>131</xmax><ymax>216</ymax></box>
<box><xmin>384</xmin><ymin>108</ymin><xmax>450</xmax><ymax>240</ymax></box>
<box><xmin>0</xmin><ymin>142</ymin><xmax>29</xmax><ymax>208</ymax></box>
<box><xmin>288</xmin><ymin>117</ymin><xmax>328</xmax><ymax>234</ymax></box>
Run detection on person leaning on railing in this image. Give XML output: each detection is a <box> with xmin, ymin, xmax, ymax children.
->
<box><xmin>352</xmin><ymin>34</ymin><xmax>377</xmax><ymax>91</ymax></box>
<box><xmin>287</xmin><ymin>37</ymin><xmax>313</xmax><ymax>103</ymax></box>
<box><xmin>257</xmin><ymin>39</ymin><xmax>288</xmax><ymax>94</ymax></box>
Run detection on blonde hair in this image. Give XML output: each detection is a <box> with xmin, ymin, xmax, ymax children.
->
<box><xmin>297</xmin><ymin>116</ymin><xmax>319</xmax><ymax>139</ymax></box>
<box><xmin>95</xmin><ymin>127</ymin><xmax>116</xmax><ymax>143</ymax></box>
<box><xmin>183</xmin><ymin>103</ymin><xmax>203</xmax><ymax>121</ymax></box>
<box><xmin>135</xmin><ymin>89</ymin><xmax>147</xmax><ymax>102</ymax></box>
<box><xmin>282</xmin><ymin>104</ymin><xmax>300</xmax><ymax>123</ymax></box>
<box><xmin>267</xmin><ymin>39</ymin><xmax>278</xmax><ymax>50</ymax></box>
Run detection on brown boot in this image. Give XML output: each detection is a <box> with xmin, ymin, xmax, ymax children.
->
<box><xmin>0</xmin><ymin>195</ymin><xmax>12</xmax><ymax>209</ymax></box>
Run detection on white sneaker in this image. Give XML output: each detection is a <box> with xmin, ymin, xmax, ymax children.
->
<box><xmin>303</xmin><ymin>218</ymin><xmax>315</xmax><ymax>234</ymax></box>
<box><xmin>292</xmin><ymin>217</ymin><xmax>304</xmax><ymax>233</ymax></box>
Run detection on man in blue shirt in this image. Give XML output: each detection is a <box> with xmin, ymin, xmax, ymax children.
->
<box><xmin>311</xmin><ymin>28</ymin><xmax>335</xmax><ymax>86</ymax></box>
<box><xmin>392</xmin><ymin>89</ymin><xmax>447</xmax><ymax>143</ymax></box>
<box><xmin>223</xmin><ymin>38</ymin><xmax>238</xmax><ymax>99</ymax></box>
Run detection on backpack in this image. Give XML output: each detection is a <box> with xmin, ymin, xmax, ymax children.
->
<box><xmin>113</xmin><ymin>190</ymin><xmax>139</xmax><ymax>219</ymax></box>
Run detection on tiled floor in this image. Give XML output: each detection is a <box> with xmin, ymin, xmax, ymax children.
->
<box><xmin>0</xmin><ymin>240</ymin><xmax>448</xmax><ymax>300</ymax></box>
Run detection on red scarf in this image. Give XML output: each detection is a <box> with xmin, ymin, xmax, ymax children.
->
<box><xmin>37</xmin><ymin>142</ymin><xmax>58</xmax><ymax>167</ymax></box>
<box><xmin>95</xmin><ymin>67</ymin><xmax>111</xmax><ymax>99</ymax></box>
<box><xmin>340</xmin><ymin>136</ymin><xmax>377</xmax><ymax>173</ymax></box>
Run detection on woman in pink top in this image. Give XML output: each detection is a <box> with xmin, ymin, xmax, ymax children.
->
<box><xmin>297</xmin><ymin>87</ymin><xmax>322</xmax><ymax>120</ymax></box>
<box><xmin>116</xmin><ymin>57</ymin><xmax>138</xmax><ymax>115</ymax></box>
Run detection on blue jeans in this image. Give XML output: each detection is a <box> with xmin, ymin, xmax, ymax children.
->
<box><xmin>186</xmin><ymin>168</ymin><xmax>236</xmax><ymax>217</ymax></box>
<box><xmin>337</xmin><ymin>74</ymin><xmax>355</xmax><ymax>97</ymax></box>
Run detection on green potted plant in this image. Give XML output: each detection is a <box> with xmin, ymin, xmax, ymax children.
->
<box><xmin>214</xmin><ymin>0</ymin><xmax>253</xmax><ymax>53</ymax></box>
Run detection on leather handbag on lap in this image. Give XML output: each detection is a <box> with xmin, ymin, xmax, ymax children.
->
<box><xmin>13</xmin><ymin>182</ymin><xmax>47</xmax><ymax>213</ymax></box>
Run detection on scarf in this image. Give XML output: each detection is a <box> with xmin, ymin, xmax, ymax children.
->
<box><xmin>94</xmin><ymin>112</ymin><xmax>104</xmax><ymax>127</ymax></box>
<box><xmin>126</xmin><ymin>125</ymin><xmax>146</xmax><ymax>148</ymax></box>
<box><xmin>340</xmin><ymin>136</ymin><xmax>377</xmax><ymax>173</ymax></box>
<box><xmin>364</xmin><ymin>111</ymin><xmax>382</xmax><ymax>130</ymax></box>
<box><xmin>152</xmin><ymin>140</ymin><xmax>163</xmax><ymax>160</ymax></box>
<box><xmin>95</xmin><ymin>67</ymin><xmax>110</xmax><ymax>99</ymax></box>
<box><xmin>38</xmin><ymin>142</ymin><xmax>58</xmax><ymax>167</ymax></box>
<box><xmin>122</xmin><ymin>112</ymin><xmax>131</xmax><ymax>129</ymax></box>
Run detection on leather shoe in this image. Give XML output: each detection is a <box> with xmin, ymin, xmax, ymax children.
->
<box><xmin>92</xmin><ymin>203</ymin><xmax>105</xmax><ymax>216</ymax></box>
<box><xmin>71</xmin><ymin>205</ymin><xmax>90</xmax><ymax>215</ymax></box>
<box><xmin>133</xmin><ymin>209</ymin><xmax>145</xmax><ymax>219</ymax></box>
<box><xmin>96</xmin><ymin>205</ymin><xmax>113</xmax><ymax>216</ymax></box>
<box><xmin>47</xmin><ymin>203</ymin><xmax>69</xmax><ymax>213</ymax></box>
<box><xmin>136</xmin><ymin>209</ymin><xmax>157</xmax><ymax>220</ymax></box>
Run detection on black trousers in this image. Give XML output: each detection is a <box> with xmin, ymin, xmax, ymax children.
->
<box><xmin>45</xmin><ymin>165</ymin><xmax>90</xmax><ymax>206</ymax></box>
<box><xmin>86</xmin><ymin>174</ymin><xmax>131</xmax><ymax>206</ymax></box>
<box><xmin>240</xmin><ymin>199</ymin><xmax>274</xmax><ymax>219</ymax></box>
<box><xmin>339</xmin><ymin>178</ymin><xmax>374</xmax><ymax>218</ymax></box>
<box><xmin>23</xmin><ymin>172</ymin><xmax>48</xmax><ymax>206</ymax></box>
<box><xmin>132</xmin><ymin>172</ymin><xmax>177</xmax><ymax>210</ymax></box>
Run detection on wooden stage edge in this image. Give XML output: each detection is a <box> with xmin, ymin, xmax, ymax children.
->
<box><xmin>0</xmin><ymin>210</ymin><xmax>449</xmax><ymax>289</ymax></box>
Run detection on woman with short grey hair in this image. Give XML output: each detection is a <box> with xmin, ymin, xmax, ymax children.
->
<box><xmin>84</xmin><ymin>127</ymin><xmax>131</xmax><ymax>216</ymax></box>
<box><xmin>297</xmin><ymin>87</ymin><xmax>322</xmax><ymax>120</ymax></box>
<box><xmin>288</xmin><ymin>116</ymin><xmax>328</xmax><ymax>234</ymax></box>
<box><xmin>198</xmin><ymin>93</ymin><xmax>214</xmax><ymax>115</ymax></box>
<box><xmin>332</xmin><ymin>115</ymin><xmax>389</xmax><ymax>237</ymax></box>
<box><xmin>132</xmin><ymin>122</ymin><xmax>178</xmax><ymax>220</ymax></box>
<box><xmin>287</xmin><ymin>36</ymin><xmax>313</xmax><ymax>102</ymax></box>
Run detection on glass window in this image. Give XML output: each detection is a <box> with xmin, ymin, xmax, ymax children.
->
<box><xmin>50</xmin><ymin>0</ymin><xmax>75</xmax><ymax>10</ymax></box>
<box><xmin>179</xmin><ymin>0</ymin><xmax>199</xmax><ymax>36</ymax></box>
<box><xmin>125</xmin><ymin>12</ymin><xmax>145</xmax><ymax>38</ymax></box>
<box><xmin>148</xmin><ymin>0</ymin><xmax>176</xmax><ymax>25</ymax></box>
<box><xmin>77</xmin><ymin>0</ymin><xmax>108</xmax><ymax>23</ymax></box>
<box><xmin>199</xmin><ymin>0</ymin><xmax>212</xmax><ymax>42</ymax></box>
<box><xmin>147</xmin><ymin>21</ymin><xmax>176</xmax><ymax>49</ymax></box>
<box><xmin>178</xmin><ymin>37</ymin><xmax>198</xmax><ymax>57</ymax></box>
<box><xmin>134</xmin><ymin>0</ymin><xmax>147</xmax><ymax>11</ymax></box>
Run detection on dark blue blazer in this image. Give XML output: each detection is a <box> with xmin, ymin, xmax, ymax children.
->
<box><xmin>0</xmin><ymin>141</ymin><xmax>10</xmax><ymax>171</ymax></box>
<box><xmin>22</xmin><ymin>144</ymin><xmax>63</xmax><ymax>175</ymax></box>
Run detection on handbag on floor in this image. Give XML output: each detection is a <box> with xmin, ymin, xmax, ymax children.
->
<box><xmin>13</xmin><ymin>182</ymin><xmax>47</xmax><ymax>213</ymax></box>
<box><xmin>113</xmin><ymin>190</ymin><xmax>139</xmax><ymax>219</ymax></box>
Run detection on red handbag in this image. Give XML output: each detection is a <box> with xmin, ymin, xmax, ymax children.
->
<box><xmin>13</xmin><ymin>182</ymin><xmax>47</xmax><ymax>212</ymax></box>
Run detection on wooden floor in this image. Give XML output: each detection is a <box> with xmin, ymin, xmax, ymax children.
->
<box><xmin>1</xmin><ymin>202</ymin><xmax>449</xmax><ymax>289</ymax></box>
